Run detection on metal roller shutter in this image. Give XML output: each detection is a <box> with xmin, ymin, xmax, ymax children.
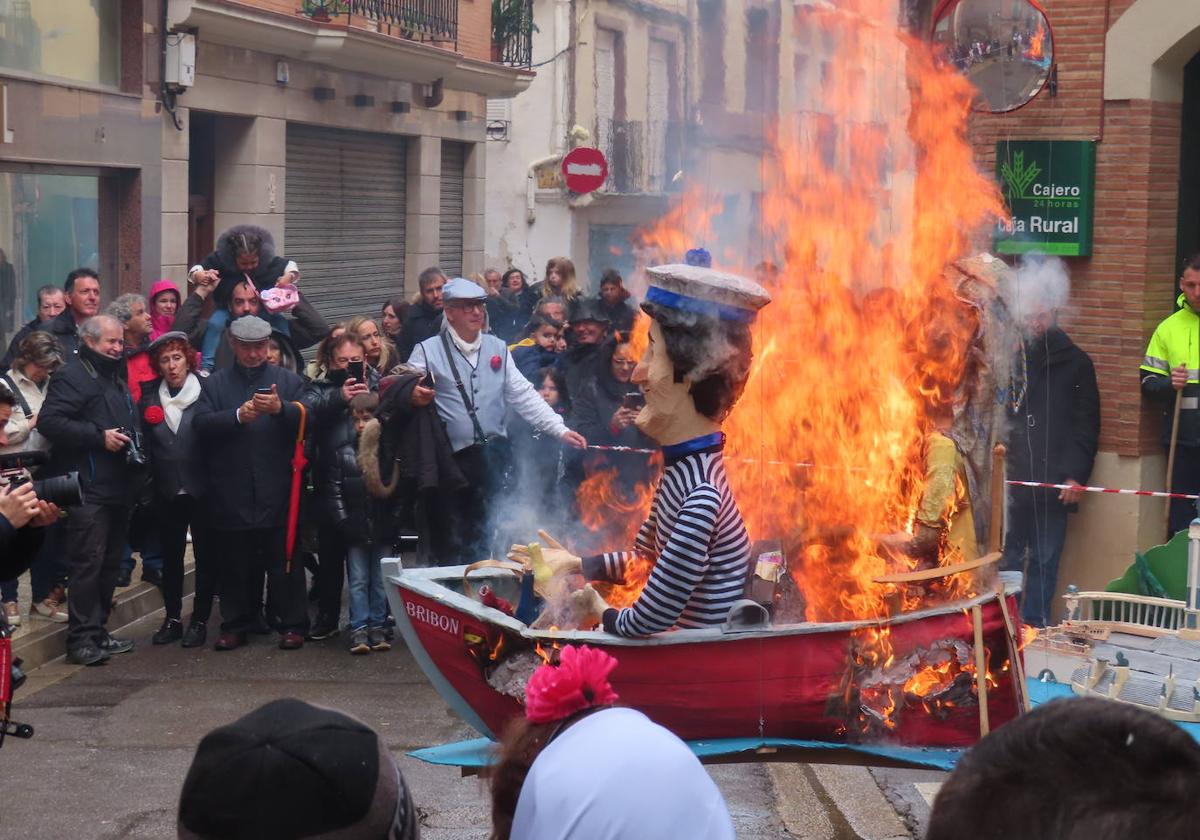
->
<box><xmin>439</xmin><ymin>141</ymin><xmax>466</xmax><ymax>278</ymax></box>
<box><xmin>285</xmin><ymin>124</ymin><xmax>407</xmax><ymax>325</ymax></box>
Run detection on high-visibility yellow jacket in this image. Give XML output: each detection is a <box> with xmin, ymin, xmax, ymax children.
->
<box><xmin>1142</xmin><ymin>293</ymin><xmax>1200</xmax><ymax>446</ymax></box>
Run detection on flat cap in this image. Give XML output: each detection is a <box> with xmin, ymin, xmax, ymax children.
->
<box><xmin>443</xmin><ymin>276</ymin><xmax>487</xmax><ymax>303</ymax></box>
<box><xmin>228</xmin><ymin>315</ymin><xmax>272</xmax><ymax>342</ymax></box>
<box><xmin>645</xmin><ymin>264</ymin><xmax>772</xmax><ymax>323</ymax></box>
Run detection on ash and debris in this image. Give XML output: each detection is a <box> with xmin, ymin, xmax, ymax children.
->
<box><xmin>485</xmin><ymin>650</ymin><xmax>542</xmax><ymax>702</ymax></box>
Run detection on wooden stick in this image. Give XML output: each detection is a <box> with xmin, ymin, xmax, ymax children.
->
<box><xmin>1166</xmin><ymin>389</ymin><xmax>1184</xmax><ymax>533</ymax></box>
<box><xmin>995</xmin><ymin>586</ymin><xmax>1032</xmax><ymax>713</ymax></box>
<box><xmin>972</xmin><ymin>604</ymin><xmax>990</xmax><ymax>737</ymax></box>
<box><xmin>988</xmin><ymin>444</ymin><xmax>1006</xmax><ymax>555</ymax></box>
<box><xmin>872</xmin><ymin>551</ymin><xmax>1000</xmax><ymax>584</ymax></box>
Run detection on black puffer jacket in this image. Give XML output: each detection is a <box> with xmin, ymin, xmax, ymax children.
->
<box><xmin>398</xmin><ymin>302</ymin><xmax>443</xmax><ymax>361</ymax></box>
<box><xmin>1007</xmin><ymin>327</ymin><xmax>1100</xmax><ymax>492</ymax></box>
<box><xmin>192</xmin><ymin>362</ymin><xmax>306</xmax><ymax>531</ymax></box>
<box><xmin>35</xmin><ymin>309</ymin><xmax>83</xmax><ymax>360</ymax></box>
<box><xmin>38</xmin><ymin>343</ymin><xmax>142</xmax><ymax>506</ymax></box>
<box><xmin>195</xmin><ymin>225</ymin><xmax>294</xmax><ymax>309</ymax></box>
<box><xmin>304</xmin><ymin>371</ymin><xmax>379</xmax><ymax>538</ymax></box>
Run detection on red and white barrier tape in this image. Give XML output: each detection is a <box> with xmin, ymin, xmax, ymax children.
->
<box><xmin>585</xmin><ymin>446</ymin><xmax>1199</xmax><ymax>500</ymax></box>
<box><xmin>1003</xmin><ymin>480</ymin><xmax>1198</xmax><ymax>501</ymax></box>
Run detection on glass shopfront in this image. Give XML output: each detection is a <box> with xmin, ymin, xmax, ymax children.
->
<box><xmin>0</xmin><ymin>0</ymin><xmax>121</xmax><ymax>87</ymax></box>
<box><xmin>0</xmin><ymin>172</ymin><xmax>100</xmax><ymax>344</ymax></box>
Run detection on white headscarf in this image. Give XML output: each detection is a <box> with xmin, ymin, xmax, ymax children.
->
<box><xmin>511</xmin><ymin>707</ymin><xmax>735</xmax><ymax>840</ymax></box>
<box><xmin>159</xmin><ymin>372</ymin><xmax>202</xmax><ymax>433</ymax></box>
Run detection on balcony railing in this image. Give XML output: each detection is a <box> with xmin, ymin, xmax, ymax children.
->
<box><xmin>492</xmin><ymin>0</ymin><xmax>533</xmax><ymax>68</ymax></box>
<box><xmin>301</xmin><ymin>0</ymin><xmax>457</xmax><ymax>47</ymax></box>
<box><xmin>598</xmin><ymin>119</ymin><xmax>683</xmax><ymax>195</ymax></box>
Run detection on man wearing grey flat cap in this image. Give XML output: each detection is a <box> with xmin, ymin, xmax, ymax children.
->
<box><xmin>192</xmin><ymin>315</ymin><xmax>309</xmax><ymax>651</ymax></box>
<box><xmin>409</xmin><ymin>277</ymin><xmax>587</xmax><ymax>564</ymax></box>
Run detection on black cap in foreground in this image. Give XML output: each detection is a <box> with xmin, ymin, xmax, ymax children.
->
<box><xmin>178</xmin><ymin>698</ymin><xmax>418</xmax><ymax>840</ymax></box>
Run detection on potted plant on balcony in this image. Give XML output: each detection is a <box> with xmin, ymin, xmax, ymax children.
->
<box><xmin>491</xmin><ymin>0</ymin><xmax>534</xmax><ymax>63</ymax></box>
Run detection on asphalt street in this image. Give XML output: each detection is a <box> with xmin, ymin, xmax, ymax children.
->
<box><xmin>4</xmin><ymin>605</ymin><xmax>937</xmax><ymax>839</ymax></box>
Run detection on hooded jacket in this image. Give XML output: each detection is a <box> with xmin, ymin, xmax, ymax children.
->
<box><xmin>149</xmin><ymin>279</ymin><xmax>182</xmax><ymax>340</ymax></box>
<box><xmin>1008</xmin><ymin>327</ymin><xmax>1100</xmax><ymax>493</ymax></box>
<box><xmin>192</xmin><ymin>225</ymin><xmax>295</xmax><ymax>308</ymax></box>
<box><xmin>38</xmin><ymin>342</ymin><xmax>142</xmax><ymax>507</ymax></box>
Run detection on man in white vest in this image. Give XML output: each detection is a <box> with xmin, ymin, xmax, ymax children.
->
<box><xmin>409</xmin><ymin>277</ymin><xmax>586</xmax><ymax>563</ymax></box>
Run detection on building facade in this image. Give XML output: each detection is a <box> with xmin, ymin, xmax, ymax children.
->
<box><xmin>0</xmin><ymin>0</ymin><xmax>531</xmax><ymax>342</ymax></box>
<box><xmin>164</xmin><ymin>0</ymin><xmax>532</xmax><ymax>322</ymax></box>
<box><xmin>961</xmin><ymin>0</ymin><xmax>1200</xmax><ymax>613</ymax></box>
<box><xmin>486</xmin><ymin>0</ymin><xmax>843</xmax><ymax>291</ymax></box>
<box><xmin>0</xmin><ymin>0</ymin><xmax>162</xmax><ymax>346</ymax></box>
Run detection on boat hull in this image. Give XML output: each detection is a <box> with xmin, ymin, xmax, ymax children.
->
<box><xmin>385</xmin><ymin>562</ymin><xmax>1022</xmax><ymax>747</ymax></box>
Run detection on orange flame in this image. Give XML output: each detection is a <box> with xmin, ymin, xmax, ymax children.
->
<box><xmin>1025</xmin><ymin>22</ymin><xmax>1046</xmax><ymax>62</ymax></box>
<box><xmin>626</xmin><ymin>2</ymin><xmax>1004</xmax><ymax>634</ymax></box>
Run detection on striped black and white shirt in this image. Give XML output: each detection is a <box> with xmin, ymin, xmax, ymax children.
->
<box><xmin>581</xmin><ymin>433</ymin><xmax>752</xmax><ymax>637</ymax></box>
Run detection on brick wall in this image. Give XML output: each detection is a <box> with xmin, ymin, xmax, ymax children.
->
<box><xmin>457</xmin><ymin>0</ymin><xmax>492</xmax><ymax>63</ymax></box>
<box><xmin>967</xmin><ymin>0</ymin><xmax>1182</xmax><ymax>457</ymax></box>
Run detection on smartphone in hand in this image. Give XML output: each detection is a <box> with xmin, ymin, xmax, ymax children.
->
<box><xmin>347</xmin><ymin>360</ymin><xmax>366</xmax><ymax>383</ymax></box>
<box><xmin>419</xmin><ymin>371</ymin><xmax>435</xmax><ymax>389</ymax></box>
<box><xmin>254</xmin><ymin>387</ymin><xmax>273</xmax><ymax>396</ymax></box>
<box><xmin>622</xmin><ymin>391</ymin><xmax>646</xmax><ymax>411</ymax></box>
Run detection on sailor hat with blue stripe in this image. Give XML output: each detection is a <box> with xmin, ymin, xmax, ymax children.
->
<box><xmin>644</xmin><ymin>263</ymin><xmax>772</xmax><ymax>323</ymax></box>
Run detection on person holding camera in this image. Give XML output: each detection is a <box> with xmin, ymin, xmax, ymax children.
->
<box><xmin>192</xmin><ymin>315</ymin><xmax>308</xmax><ymax>652</ymax></box>
<box><xmin>0</xmin><ymin>478</ymin><xmax>61</xmax><ymax>622</ymax></box>
<box><xmin>38</xmin><ymin>315</ymin><xmax>144</xmax><ymax>666</ymax></box>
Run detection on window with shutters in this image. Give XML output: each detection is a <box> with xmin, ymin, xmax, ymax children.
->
<box><xmin>699</xmin><ymin>0</ymin><xmax>724</xmax><ymax>106</ymax></box>
<box><xmin>439</xmin><ymin>142</ymin><xmax>466</xmax><ymax>278</ymax></box>
<box><xmin>745</xmin><ymin>7</ymin><xmax>779</xmax><ymax>114</ymax></box>
<box><xmin>646</xmin><ymin>39</ymin><xmax>674</xmax><ymax>193</ymax></box>
<box><xmin>595</xmin><ymin>27</ymin><xmax>628</xmax><ymax>192</ymax></box>
<box><xmin>486</xmin><ymin>98</ymin><xmax>511</xmax><ymax>142</ymax></box>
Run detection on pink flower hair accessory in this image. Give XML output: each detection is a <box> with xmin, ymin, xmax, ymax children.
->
<box><xmin>524</xmin><ymin>644</ymin><xmax>619</xmax><ymax>724</ymax></box>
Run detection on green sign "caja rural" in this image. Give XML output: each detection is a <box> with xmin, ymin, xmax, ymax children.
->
<box><xmin>994</xmin><ymin>140</ymin><xmax>1095</xmax><ymax>257</ymax></box>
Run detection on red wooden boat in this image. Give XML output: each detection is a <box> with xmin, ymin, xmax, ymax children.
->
<box><xmin>384</xmin><ymin>560</ymin><xmax>1024</xmax><ymax>748</ymax></box>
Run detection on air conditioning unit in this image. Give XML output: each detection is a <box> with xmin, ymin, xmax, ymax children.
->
<box><xmin>165</xmin><ymin>32</ymin><xmax>197</xmax><ymax>92</ymax></box>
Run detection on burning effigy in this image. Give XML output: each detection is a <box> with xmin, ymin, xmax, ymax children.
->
<box><xmin>386</xmin><ymin>0</ymin><xmax>1032</xmax><ymax>749</ymax></box>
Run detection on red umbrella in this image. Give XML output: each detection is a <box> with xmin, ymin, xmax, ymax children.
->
<box><xmin>285</xmin><ymin>401</ymin><xmax>309</xmax><ymax>572</ymax></box>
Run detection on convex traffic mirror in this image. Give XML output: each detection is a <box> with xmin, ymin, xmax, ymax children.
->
<box><xmin>932</xmin><ymin>0</ymin><xmax>1054</xmax><ymax>113</ymax></box>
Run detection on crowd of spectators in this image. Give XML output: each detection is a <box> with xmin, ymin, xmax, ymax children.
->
<box><xmin>0</xmin><ymin>223</ymin><xmax>648</xmax><ymax>661</ymax></box>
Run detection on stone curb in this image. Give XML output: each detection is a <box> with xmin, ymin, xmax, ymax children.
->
<box><xmin>13</xmin><ymin>565</ymin><xmax>194</xmax><ymax>671</ymax></box>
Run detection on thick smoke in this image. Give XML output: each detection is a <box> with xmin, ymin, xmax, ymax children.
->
<box><xmin>999</xmin><ymin>254</ymin><xmax>1072</xmax><ymax>330</ymax></box>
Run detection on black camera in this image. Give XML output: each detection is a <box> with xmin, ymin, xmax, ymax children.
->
<box><xmin>117</xmin><ymin>427</ymin><xmax>148</xmax><ymax>468</ymax></box>
<box><xmin>0</xmin><ymin>450</ymin><xmax>85</xmax><ymax>508</ymax></box>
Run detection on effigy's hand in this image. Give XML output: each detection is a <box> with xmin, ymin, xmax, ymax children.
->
<box><xmin>506</xmin><ymin>543</ymin><xmax>581</xmax><ymax>577</ymax></box>
<box><xmin>569</xmin><ymin>585</ymin><xmax>609</xmax><ymax>629</ymax></box>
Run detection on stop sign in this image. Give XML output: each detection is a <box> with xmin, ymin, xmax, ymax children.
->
<box><xmin>561</xmin><ymin>147</ymin><xmax>608</xmax><ymax>194</ymax></box>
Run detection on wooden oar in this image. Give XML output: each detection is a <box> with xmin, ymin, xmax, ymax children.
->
<box><xmin>871</xmin><ymin>551</ymin><xmax>1001</xmax><ymax>584</ymax></box>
